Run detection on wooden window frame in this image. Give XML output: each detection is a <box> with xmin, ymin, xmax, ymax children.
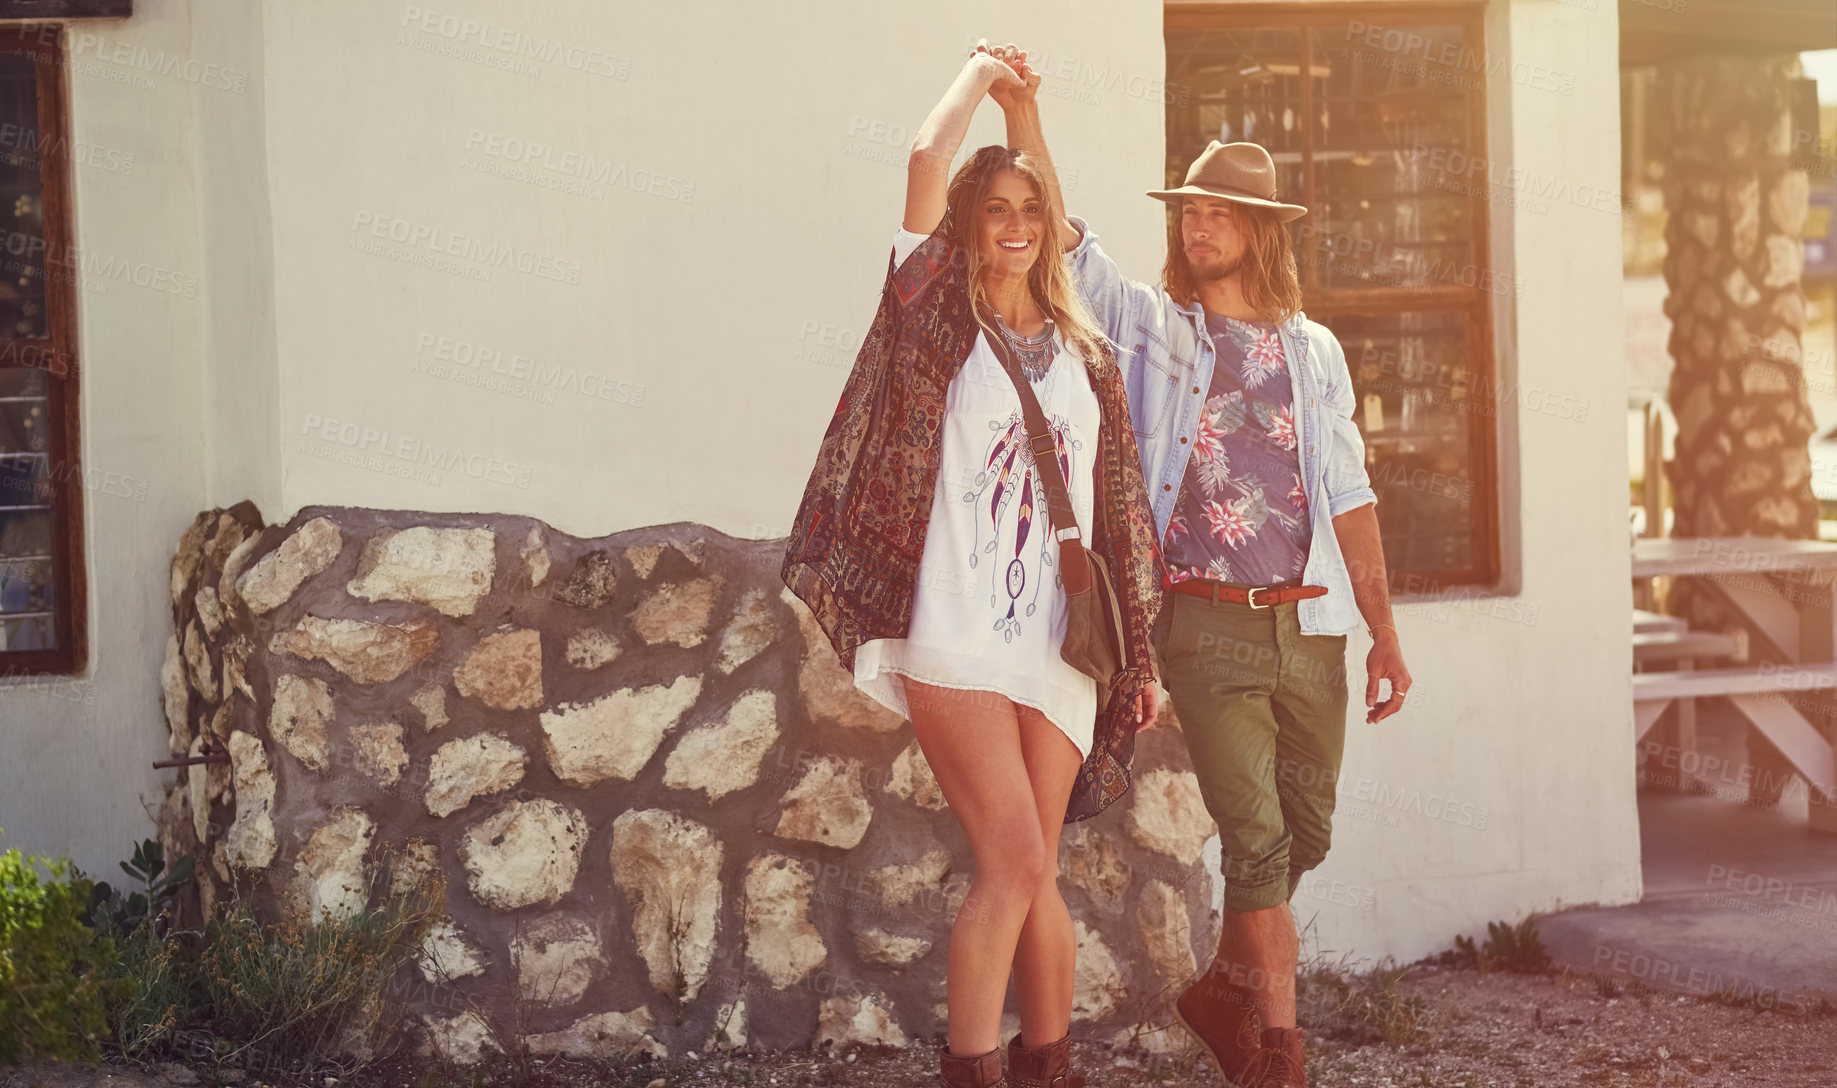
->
<box><xmin>0</xmin><ymin>24</ymin><xmax>85</xmax><ymax>675</ymax></box>
<box><xmin>1166</xmin><ymin>1</ymin><xmax>1502</xmax><ymax>590</ymax></box>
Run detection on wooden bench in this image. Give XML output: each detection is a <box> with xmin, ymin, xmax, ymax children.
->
<box><xmin>1632</xmin><ymin>628</ymin><xmax>1742</xmax><ymax>666</ymax></box>
<box><xmin>1633</xmin><ymin>608</ymin><xmax>1688</xmax><ymax>635</ymax></box>
<box><xmin>1633</xmin><ymin>664</ymin><xmax>1837</xmax><ymax>833</ymax></box>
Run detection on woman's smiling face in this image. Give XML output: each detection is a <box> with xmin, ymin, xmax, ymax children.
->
<box><xmin>976</xmin><ymin>168</ymin><xmax>1045</xmax><ymax>278</ymax></box>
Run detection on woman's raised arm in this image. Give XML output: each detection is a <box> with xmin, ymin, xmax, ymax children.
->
<box><xmin>903</xmin><ymin>52</ymin><xmax>1020</xmax><ymax>236</ymax></box>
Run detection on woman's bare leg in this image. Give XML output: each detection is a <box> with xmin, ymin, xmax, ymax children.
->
<box><xmin>902</xmin><ymin>678</ymin><xmax>1046</xmax><ymax>1057</ymax></box>
<box><xmin>1009</xmin><ymin>707</ymin><xmax>1085</xmax><ymax>1046</ymax></box>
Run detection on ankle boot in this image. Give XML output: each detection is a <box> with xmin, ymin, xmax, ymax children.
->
<box><xmin>940</xmin><ymin>1044</ymin><xmax>1007</xmax><ymax>1088</ymax></box>
<box><xmin>1006</xmin><ymin>1031</ymin><xmax>1086</xmax><ymax>1088</ymax></box>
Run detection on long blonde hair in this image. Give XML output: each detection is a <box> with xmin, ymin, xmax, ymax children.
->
<box><xmin>1160</xmin><ymin>198</ymin><xmax>1303</xmax><ymax>324</ymax></box>
<box><xmin>943</xmin><ymin>145</ymin><xmax>1111</xmax><ymax>369</ymax></box>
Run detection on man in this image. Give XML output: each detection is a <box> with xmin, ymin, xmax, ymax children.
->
<box><xmin>981</xmin><ymin>43</ymin><xmax>1412</xmax><ymax>1088</ymax></box>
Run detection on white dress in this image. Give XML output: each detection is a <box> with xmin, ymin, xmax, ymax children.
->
<box><xmin>852</xmin><ymin>227</ymin><xmax>1102</xmax><ymax>760</ymax></box>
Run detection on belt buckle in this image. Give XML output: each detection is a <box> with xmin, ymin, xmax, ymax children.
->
<box><xmin>1246</xmin><ymin>584</ymin><xmax>1275</xmax><ymax>609</ymax></box>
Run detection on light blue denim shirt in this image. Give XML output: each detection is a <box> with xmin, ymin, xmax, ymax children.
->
<box><xmin>1065</xmin><ymin>215</ymin><xmax>1378</xmax><ymax>636</ymax></box>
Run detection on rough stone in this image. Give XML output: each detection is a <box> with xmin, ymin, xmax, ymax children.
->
<box><xmin>609</xmin><ymin>809</ymin><xmax>724</xmax><ymax>1001</ymax></box>
<box><xmin>662</xmin><ymin>690</ymin><xmax>779</xmax><ymax>802</ymax></box>
<box><xmin>170</xmin><ymin>516</ymin><xmax>206</xmax><ymax>609</ymax></box>
<box><xmin>855</xmin><ymin>927</ymin><xmax>933</xmax><ymax>970</ymax></box>
<box><xmin>1071</xmin><ymin>920</ymin><xmax>1125</xmax><ymax>1021</ymax></box>
<box><xmin>426</xmin><ymin>733</ymin><xmax>527</xmax><ymax>817</ymax></box>
<box><xmin>222</xmin><ymin>634</ymin><xmax>254</xmax><ymax>702</ymax></box>
<box><xmin>350</xmin><ymin>721</ymin><xmax>409</xmax><ymax>787</ymax></box>
<box><xmin>521</xmin><ymin>525</ymin><xmax>550</xmax><ymax>588</ymax></box>
<box><xmin>521</xmin><ymin>1008</ymin><xmax>666</xmax><ymax>1060</ymax></box>
<box><xmin>419</xmin><ymin>917</ymin><xmax>488</xmax><ymax>983</ymax></box>
<box><xmin>565</xmin><ymin>627</ymin><xmax>622</xmax><ymax>669</ymax></box>
<box><xmin>453</xmin><ymin>628</ymin><xmax>544</xmax><ymax>710</ymax></box>
<box><xmin>161</xmin><ymin>633</ymin><xmax>189</xmax><ymax>754</ymax></box>
<box><xmin>711</xmin><ymin>1001</ymin><xmax>747</xmax><ymax>1052</ymax></box>
<box><xmin>1722</xmin><ymin>266</ymin><xmax>1761</xmax><ymax>308</ymax></box>
<box><xmin>774</xmin><ymin>755</ymin><xmax>873</xmax><ymax>849</ymax></box>
<box><xmin>624</xmin><ymin>544</ymin><xmax>663</xmax><ymax>579</ymax></box>
<box><xmin>1769</xmin><ymin>169</ymin><xmax>1809</xmax><ymax>236</ymax></box>
<box><xmin>186</xmin><ymin>735</ymin><xmax>220</xmax><ymax>842</ymax></box>
<box><xmin>269</xmin><ymin>673</ymin><xmax>333</xmax><ymax>772</ymax></box>
<box><xmin>236</xmin><ymin>516</ymin><xmax>342</xmax><ymax>615</ymax></box>
<box><xmin>541</xmin><ymin>675</ymin><xmax>701</xmax><ymax>786</ymax></box>
<box><xmin>1062</xmin><ymin>826</ymin><xmax>1132</xmax><ymax>914</ymax></box>
<box><xmin>391</xmin><ymin>839</ymin><xmax>441</xmax><ymax>897</ymax></box>
<box><xmin>181</xmin><ymin>621</ymin><xmax>218</xmax><ymax>704</ymax></box>
<box><xmin>885</xmin><ymin>741</ymin><xmax>947</xmax><ymax>810</ymax></box>
<box><xmin>1726</xmin><ymin>170</ymin><xmax>1759</xmax><ymax>259</ymax></box>
<box><xmin>268</xmin><ymin>615</ymin><xmax>439</xmax><ymax>685</ymax></box>
<box><xmin>411</xmin><ymin>684</ymin><xmax>448</xmax><ymax>731</ymax></box>
<box><xmin>217</xmin><ymin>530</ymin><xmax>262</xmax><ymax>616</ymax></box>
<box><xmin>555</xmin><ymin>551</ymin><xmax>619</xmax><ymax>609</ymax></box>
<box><xmin>788</xmin><ymin>590</ymin><xmax>903</xmax><ymax>732</ymax></box>
<box><xmin>347</xmin><ymin>526</ymin><xmax>497</xmax><ymax>617</ymax></box>
<box><xmin>714</xmin><ymin>589</ymin><xmax>776</xmax><ymax>673</ymax></box>
<box><xmin>195</xmin><ymin>584</ymin><xmax>225</xmax><ymax>638</ymax></box>
<box><xmin>814</xmin><ymin>994</ymin><xmax>907</xmax><ymax>1049</ymax></box>
<box><xmin>873</xmin><ymin>845</ymin><xmax>954</xmax><ymax>912</ymax></box>
<box><xmin>1126</xmin><ymin>769</ymin><xmax>1217</xmax><ymax>866</ymax></box>
<box><xmin>631</xmin><ymin>576</ymin><xmax>720</xmax><ymax>649</ymax></box>
<box><xmin>1763</xmin><ymin>233</ymin><xmax>1804</xmax><ymax>289</ymax></box>
<box><xmin>1137</xmin><ymin>880</ymin><xmax>1197</xmax><ymax>986</ymax></box>
<box><xmin>224</xmin><ymin>730</ymin><xmax>276</xmax><ymax>871</ymax></box>
<box><xmin>289</xmin><ymin>807</ymin><xmax>376</xmax><ymax>923</ymax></box>
<box><xmin>512</xmin><ymin>914</ymin><xmax>606</xmax><ymax>1006</ymax></box>
<box><xmin>460</xmin><ymin>799</ymin><xmax>588</xmax><ymax>910</ymax></box>
<box><xmin>743</xmin><ymin>854</ymin><xmax>827</xmax><ymax>989</ymax></box>
<box><xmin>421</xmin><ymin>1011</ymin><xmax>497</xmax><ymax>1065</ymax></box>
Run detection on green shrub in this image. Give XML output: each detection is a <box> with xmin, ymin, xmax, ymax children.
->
<box><xmin>0</xmin><ymin>830</ymin><xmax>132</xmax><ymax>1065</ymax></box>
<box><xmin>1297</xmin><ymin>949</ymin><xmax>1431</xmax><ymax>1048</ymax></box>
<box><xmin>85</xmin><ymin>838</ymin><xmax>194</xmax><ymax>937</ymax></box>
<box><xmin>194</xmin><ymin>843</ymin><xmax>446</xmax><ymax>1073</ymax></box>
<box><xmin>1437</xmin><ymin>917</ymin><xmax>1552</xmax><ymax>974</ymax></box>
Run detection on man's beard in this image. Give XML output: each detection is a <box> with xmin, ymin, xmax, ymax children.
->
<box><xmin>1188</xmin><ymin>249</ymin><xmax>1243</xmax><ymax>283</ymax></box>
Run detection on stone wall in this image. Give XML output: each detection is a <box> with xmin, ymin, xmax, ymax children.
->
<box><xmin>156</xmin><ymin>504</ymin><xmax>1221</xmax><ymax>1063</ymax></box>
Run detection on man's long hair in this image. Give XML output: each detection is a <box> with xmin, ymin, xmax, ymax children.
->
<box><xmin>1160</xmin><ymin>199</ymin><xmax>1304</xmax><ymax>325</ymax></box>
<box><xmin>943</xmin><ymin>145</ymin><xmax>1110</xmax><ymax>369</ymax></box>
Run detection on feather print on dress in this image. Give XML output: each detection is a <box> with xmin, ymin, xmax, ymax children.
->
<box><xmin>966</xmin><ymin>408</ymin><xmax>1082</xmax><ymax>641</ymax></box>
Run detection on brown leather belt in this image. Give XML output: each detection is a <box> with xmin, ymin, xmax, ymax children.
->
<box><xmin>1167</xmin><ymin>577</ymin><xmax>1328</xmax><ymax>609</ymax></box>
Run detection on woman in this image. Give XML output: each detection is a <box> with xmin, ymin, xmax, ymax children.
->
<box><xmin>782</xmin><ymin>49</ymin><xmax>1166</xmax><ymax>1088</ymax></box>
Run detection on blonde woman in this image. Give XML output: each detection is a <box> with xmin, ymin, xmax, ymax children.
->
<box><xmin>783</xmin><ymin>50</ymin><xmax>1166</xmax><ymax>1088</ymax></box>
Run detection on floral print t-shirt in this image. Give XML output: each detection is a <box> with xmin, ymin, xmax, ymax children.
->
<box><xmin>1161</xmin><ymin>310</ymin><xmax>1312</xmax><ymax>585</ymax></box>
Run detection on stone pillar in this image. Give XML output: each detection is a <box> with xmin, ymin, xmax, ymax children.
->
<box><xmin>1658</xmin><ymin>54</ymin><xmax>1815</xmax><ymax>806</ymax></box>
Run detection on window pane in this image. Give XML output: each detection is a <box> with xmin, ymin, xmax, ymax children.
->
<box><xmin>1165</xmin><ymin>28</ymin><xmax>1304</xmax><ymax>194</ymax></box>
<box><xmin>1324</xmin><ymin>310</ymin><xmax>1479</xmax><ymax>576</ymax></box>
<box><xmin>0</xmin><ymin>48</ymin><xmax>44</xmax><ymax>340</ymax></box>
<box><xmin>0</xmin><ymin>363</ymin><xmax>52</xmax><ymax>650</ymax></box>
<box><xmin>1302</xmin><ymin>24</ymin><xmax>1476</xmax><ymax>292</ymax></box>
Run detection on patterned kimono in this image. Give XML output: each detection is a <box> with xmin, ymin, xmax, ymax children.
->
<box><xmin>782</xmin><ymin>218</ymin><xmax>1166</xmax><ymax>822</ymax></box>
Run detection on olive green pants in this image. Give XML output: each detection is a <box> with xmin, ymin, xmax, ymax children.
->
<box><xmin>1153</xmin><ymin>589</ymin><xmax>1350</xmax><ymax>913</ymax></box>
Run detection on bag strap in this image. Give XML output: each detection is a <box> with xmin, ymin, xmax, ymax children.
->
<box><xmin>975</xmin><ymin>304</ymin><xmax>1083</xmax><ymax>544</ymax></box>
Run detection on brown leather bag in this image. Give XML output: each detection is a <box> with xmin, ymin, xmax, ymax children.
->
<box><xmin>976</xmin><ymin>305</ymin><xmax>1128</xmax><ymax>695</ymax></box>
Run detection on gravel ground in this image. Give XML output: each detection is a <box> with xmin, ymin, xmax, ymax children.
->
<box><xmin>4</xmin><ymin>965</ymin><xmax>1833</xmax><ymax>1088</ymax></box>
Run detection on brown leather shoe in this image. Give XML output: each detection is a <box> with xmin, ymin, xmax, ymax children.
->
<box><xmin>1006</xmin><ymin>1031</ymin><xmax>1085</xmax><ymax>1088</ymax></box>
<box><xmin>1174</xmin><ymin>965</ymin><xmax>1265</xmax><ymax>1085</ymax></box>
<box><xmin>1251</xmin><ymin>1027</ymin><xmax>1308</xmax><ymax>1087</ymax></box>
<box><xmin>940</xmin><ymin>1044</ymin><xmax>1007</xmax><ymax>1088</ymax></box>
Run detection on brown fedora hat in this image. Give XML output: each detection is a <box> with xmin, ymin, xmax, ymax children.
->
<box><xmin>1148</xmin><ymin>141</ymin><xmax>1308</xmax><ymax>221</ymax></box>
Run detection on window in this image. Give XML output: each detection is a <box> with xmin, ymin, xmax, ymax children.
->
<box><xmin>0</xmin><ymin>26</ymin><xmax>83</xmax><ymax>671</ymax></box>
<box><xmin>1166</xmin><ymin>3</ymin><xmax>1500</xmax><ymax>589</ymax></box>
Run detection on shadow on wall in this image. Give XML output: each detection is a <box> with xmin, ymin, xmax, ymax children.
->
<box><xmin>157</xmin><ymin>504</ymin><xmax>1223</xmax><ymax>1062</ymax></box>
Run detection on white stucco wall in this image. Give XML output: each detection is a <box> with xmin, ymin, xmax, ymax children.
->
<box><xmin>0</xmin><ymin>0</ymin><xmax>1638</xmax><ymax>966</ymax></box>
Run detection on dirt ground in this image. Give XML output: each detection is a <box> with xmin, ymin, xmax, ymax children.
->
<box><xmin>4</xmin><ymin>965</ymin><xmax>1833</xmax><ymax>1088</ymax></box>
